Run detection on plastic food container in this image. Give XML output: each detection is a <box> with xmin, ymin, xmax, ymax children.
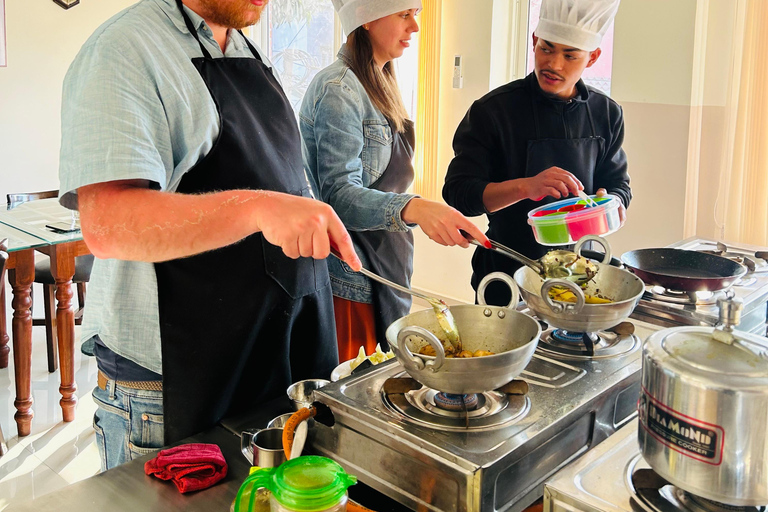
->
<box><xmin>233</xmin><ymin>456</ymin><xmax>357</xmax><ymax>512</ymax></box>
<box><xmin>527</xmin><ymin>194</ymin><xmax>621</xmax><ymax>245</ymax></box>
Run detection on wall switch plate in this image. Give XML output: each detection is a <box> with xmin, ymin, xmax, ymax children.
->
<box><xmin>452</xmin><ymin>55</ymin><xmax>463</xmax><ymax>89</ymax></box>
<box><xmin>53</xmin><ymin>0</ymin><xmax>80</xmax><ymax>9</ymax></box>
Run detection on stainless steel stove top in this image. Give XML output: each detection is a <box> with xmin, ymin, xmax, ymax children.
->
<box><xmin>307</xmin><ymin>318</ymin><xmax>663</xmax><ymax>512</ymax></box>
<box><xmin>630</xmin><ymin>238</ymin><xmax>768</xmax><ymax>335</ymax></box>
<box><xmin>544</xmin><ymin>420</ymin><xmax>767</xmax><ymax>512</ymax></box>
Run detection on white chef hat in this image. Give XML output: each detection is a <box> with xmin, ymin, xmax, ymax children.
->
<box><xmin>331</xmin><ymin>0</ymin><xmax>423</xmax><ymax>38</ymax></box>
<box><xmin>534</xmin><ymin>0</ymin><xmax>621</xmax><ymax>51</ymax></box>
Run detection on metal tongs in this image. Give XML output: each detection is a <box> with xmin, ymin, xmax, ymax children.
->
<box><xmin>460</xmin><ymin>231</ymin><xmax>599</xmax><ymax>285</ymax></box>
<box><xmin>329</xmin><ymin>247</ymin><xmax>462</xmax><ymax>351</ymax></box>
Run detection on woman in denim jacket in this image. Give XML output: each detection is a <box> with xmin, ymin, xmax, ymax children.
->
<box><xmin>300</xmin><ymin>0</ymin><xmax>489</xmax><ymax>359</ymax></box>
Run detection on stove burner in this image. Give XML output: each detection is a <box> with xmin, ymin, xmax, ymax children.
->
<box><xmin>537</xmin><ymin>327</ymin><xmax>640</xmax><ymax>360</ymax></box>
<box><xmin>433</xmin><ymin>392</ymin><xmax>479</xmax><ymax>411</ymax></box>
<box><xmin>626</xmin><ymin>455</ymin><xmax>767</xmax><ymax>512</ymax></box>
<box><xmin>551</xmin><ymin>329</ymin><xmax>597</xmax><ymax>345</ymax></box>
<box><xmin>382</xmin><ymin>379</ymin><xmax>530</xmax><ymax>431</ymax></box>
<box><xmin>646</xmin><ymin>286</ymin><xmax>722</xmax><ymax>306</ymax></box>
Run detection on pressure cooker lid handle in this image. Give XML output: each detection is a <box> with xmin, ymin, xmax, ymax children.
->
<box><xmin>713</xmin><ymin>291</ymin><xmax>768</xmax><ymax>360</ymax></box>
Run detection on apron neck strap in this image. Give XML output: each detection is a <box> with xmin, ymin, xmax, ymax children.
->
<box><xmin>175</xmin><ymin>0</ymin><xmax>212</xmax><ymax>59</ymax></box>
<box><xmin>585</xmin><ymin>101</ymin><xmax>597</xmax><ymax>138</ymax></box>
<box><xmin>174</xmin><ymin>0</ymin><xmax>261</xmax><ymax>62</ymax></box>
<box><xmin>531</xmin><ymin>96</ymin><xmax>541</xmax><ymax>139</ymax></box>
<box><xmin>238</xmin><ymin>31</ymin><xmax>262</xmax><ymax>61</ymax></box>
<box><xmin>529</xmin><ymin>91</ymin><xmax>598</xmax><ymax>139</ymax></box>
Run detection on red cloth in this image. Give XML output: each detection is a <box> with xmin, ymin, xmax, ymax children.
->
<box><xmin>144</xmin><ymin>443</ymin><xmax>228</xmax><ymax>494</ymax></box>
<box><xmin>333</xmin><ymin>296</ymin><xmax>379</xmax><ymax>362</ymax></box>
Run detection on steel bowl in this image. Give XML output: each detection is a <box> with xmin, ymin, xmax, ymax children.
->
<box><xmin>515</xmin><ymin>236</ymin><xmax>645</xmax><ymax>333</ymax></box>
<box><xmin>286</xmin><ymin>379</ymin><xmax>329</xmax><ymax>411</ymax></box>
<box><xmin>267</xmin><ymin>413</ymin><xmax>295</xmax><ymax>429</ymax></box>
<box><xmin>385</xmin><ymin>272</ymin><xmax>541</xmax><ymax>394</ymax></box>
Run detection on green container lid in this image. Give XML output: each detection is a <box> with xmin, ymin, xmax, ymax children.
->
<box><xmin>235</xmin><ymin>456</ymin><xmax>357</xmax><ymax>512</ymax></box>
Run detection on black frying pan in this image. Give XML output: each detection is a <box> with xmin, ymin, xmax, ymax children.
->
<box><xmin>620</xmin><ymin>248</ymin><xmax>747</xmax><ymax>292</ymax></box>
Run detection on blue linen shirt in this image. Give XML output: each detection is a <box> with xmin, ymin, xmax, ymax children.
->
<box><xmin>299</xmin><ymin>46</ymin><xmax>417</xmax><ymax>303</ymax></box>
<box><xmin>58</xmin><ymin>0</ymin><xmax>274</xmax><ymax>374</ymax></box>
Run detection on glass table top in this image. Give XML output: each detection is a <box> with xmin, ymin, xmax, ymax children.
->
<box><xmin>0</xmin><ymin>198</ymin><xmax>83</xmax><ymax>251</ymax></box>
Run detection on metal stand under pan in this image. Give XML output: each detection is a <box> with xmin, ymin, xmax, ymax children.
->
<box><xmin>625</xmin><ymin>454</ymin><xmax>767</xmax><ymax>512</ymax></box>
<box><xmin>536</xmin><ymin>327</ymin><xmax>640</xmax><ymax>360</ymax></box>
<box><xmin>383</xmin><ymin>387</ymin><xmax>530</xmax><ymax>431</ymax></box>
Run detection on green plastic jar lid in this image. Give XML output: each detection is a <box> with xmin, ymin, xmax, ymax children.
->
<box><xmin>236</xmin><ymin>456</ymin><xmax>357</xmax><ymax>512</ymax></box>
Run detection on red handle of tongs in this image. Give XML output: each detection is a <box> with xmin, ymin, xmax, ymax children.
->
<box><xmin>282</xmin><ymin>407</ymin><xmax>316</xmax><ymax>459</ymax></box>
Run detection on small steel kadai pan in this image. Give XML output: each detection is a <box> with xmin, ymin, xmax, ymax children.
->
<box><xmin>620</xmin><ymin>248</ymin><xmax>747</xmax><ymax>292</ymax></box>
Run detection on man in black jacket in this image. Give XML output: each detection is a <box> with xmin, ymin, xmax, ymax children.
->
<box><xmin>443</xmin><ymin>0</ymin><xmax>628</xmax><ymax>305</ymax></box>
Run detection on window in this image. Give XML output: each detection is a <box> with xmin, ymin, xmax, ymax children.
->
<box><xmin>525</xmin><ymin>0</ymin><xmax>615</xmax><ymax>95</ymax></box>
<box><xmin>251</xmin><ymin>0</ymin><xmax>339</xmax><ymax>112</ymax></box>
<box><xmin>395</xmin><ymin>31</ymin><xmax>420</xmax><ymax>120</ymax></box>
<box><xmin>251</xmin><ymin>3</ymin><xmax>419</xmax><ymax>117</ymax></box>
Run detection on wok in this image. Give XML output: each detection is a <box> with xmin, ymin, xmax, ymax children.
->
<box><xmin>621</xmin><ymin>248</ymin><xmax>747</xmax><ymax>292</ymax></box>
<box><xmin>515</xmin><ymin>236</ymin><xmax>645</xmax><ymax>333</ymax></box>
<box><xmin>385</xmin><ymin>273</ymin><xmax>541</xmax><ymax>394</ymax></box>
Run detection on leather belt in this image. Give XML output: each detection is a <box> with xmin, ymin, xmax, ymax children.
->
<box><xmin>98</xmin><ymin>370</ymin><xmax>163</xmax><ymax>392</ymax></box>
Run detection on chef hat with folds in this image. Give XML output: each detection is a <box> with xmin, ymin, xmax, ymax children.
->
<box><xmin>534</xmin><ymin>0</ymin><xmax>621</xmax><ymax>51</ymax></box>
<box><xmin>331</xmin><ymin>0</ymin><xmax>423</xmax><ymax>37</ymax></box>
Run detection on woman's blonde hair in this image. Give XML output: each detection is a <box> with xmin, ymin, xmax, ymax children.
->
<box><xmin>346</xmin><ymin>27</ymin><xmax>411</xmax><ymax>133</ymax></box>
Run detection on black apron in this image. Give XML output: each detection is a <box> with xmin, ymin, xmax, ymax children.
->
<box><xmin>475</xmin><ymin>94</ymin><xmax>604</xmax><ymax>306</ymax></box>
<box><xmin>350</xmin><ymin>122</ymin><xmax>415</xmax><ymax>348</ymax></box>
<box><xmin>154</xmin><ymin>1</ymin><xmax>337</xmax><ymax>444</ymax></box>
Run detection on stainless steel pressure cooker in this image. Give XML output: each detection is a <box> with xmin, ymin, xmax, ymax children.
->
<box><xmin>638</xmin><ymin>293</ymin><xmax>768</xmax><ymax>506</ymax></box>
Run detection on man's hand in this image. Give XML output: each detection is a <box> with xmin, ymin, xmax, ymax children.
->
<box><xmin>524</xmin><ymin>167</ymin><xmax>583</xmax><ymax>201</ymax></box>
<box><xmin>401</xmin><ymin>198</ymin><xmax>490</xmax><ymax>248</ymax></box>
<box><xmin>254</xmin><ymin>192</ymin><xmax>361</xmax><ymax>271</ymax></box>
<box><xmin>596</xmin><ymin>188</ymin><xmax>626</xmax><ymax>225</ymax></box>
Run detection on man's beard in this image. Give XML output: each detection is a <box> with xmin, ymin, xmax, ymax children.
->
<box><xmin>198</xmin><ymin>0</ymin><xmax>266</xmax><ymax>30</ymax></box>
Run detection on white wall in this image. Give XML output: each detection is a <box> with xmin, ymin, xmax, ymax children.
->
<box><xmin>0</xmin><ymin>0</ymin><xmax>135</xmax><ymax>196</ymax></box>
<box><xmin>412</xmin><ymin>0</ymin><xmax>706</xmax><ymax>304</ymax></box>
<box><xmin>411</xmin><ymin>1</ymin><xmax>495</xmax><ymax>304</ymax></box>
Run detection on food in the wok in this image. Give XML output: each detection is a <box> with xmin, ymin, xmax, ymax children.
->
<box><xmin>350</xmin><ymin>344</ymin><xmax>395</xmax><ymax>371</ymax></box>
<box><xmin>547</xmin><ymin>285</ymin><xmax>613</xmax><ymax>304</ymax></box>
<box><xmin>539</xmin><ymin>250</ymin><xmax>598</xmax><ymax>284</ymax></box>
<box><xmin>418</xmin><ymin>344</ymin><xmax>495</xmax><ymax>358</ymax></box>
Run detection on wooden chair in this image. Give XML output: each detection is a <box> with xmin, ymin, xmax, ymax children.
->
<box><xmin>0</xmin><ymin>240</ymin><xmax>8</xmax><ymax>456</ymax></box>
<box><xmin>6</xmin><ymin>191</ymin><xmax>94</xmax><ymax>372</ymax></box>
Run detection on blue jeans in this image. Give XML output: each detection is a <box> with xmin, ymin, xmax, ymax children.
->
<box><xmin>92</xmin><ymin>380</ymin><xmax>164</xmax><ymax>471</ymax></box>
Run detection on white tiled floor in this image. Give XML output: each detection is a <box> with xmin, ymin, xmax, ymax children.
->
<box><xmin>0</xmin><ymin>282</ymin><xmax>100</xmax><ymax>511</ymax></box>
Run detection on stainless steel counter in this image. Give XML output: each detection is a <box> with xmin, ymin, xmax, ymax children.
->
<box><xmin>6</xmin><ymin>396</ymin><xmax>409</xmax><ymax>512</ymax></box>
<box><xmin>5</xmin><ymin>426</ymin><xmax>250</xmax><ymax>512</ymax></box>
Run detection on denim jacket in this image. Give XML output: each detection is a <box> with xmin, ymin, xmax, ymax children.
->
<box><xmin>300</xmin><ymin>46</ymin><xmax>417</xmax><ymax>303</ymax></box>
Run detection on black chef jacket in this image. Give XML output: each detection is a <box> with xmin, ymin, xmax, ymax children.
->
<box><xmin>443</xmin><ymin>72</ymin><xmax>631</xmax><ymax>303</ymax></box>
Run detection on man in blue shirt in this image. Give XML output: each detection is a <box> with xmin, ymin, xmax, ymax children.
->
<box><xmin>59</xmin><ymin>0</ymin><xmax>360</xmax><ymax>470</ymax></box>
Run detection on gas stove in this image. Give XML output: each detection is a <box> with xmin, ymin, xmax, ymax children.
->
<box><xmin>306</xmin><ymin>318</ymin><xmax>663</xmax><ymax>512</ymax></box>
<box><xmin>543</xmin><ymin>419</ymin><xmax>767</xmax><ymax>512</ymax></box>
<box><xmin>630</xmin><ymin>237</ymin><xmax>768</xmax><ymax>335</ymax></box>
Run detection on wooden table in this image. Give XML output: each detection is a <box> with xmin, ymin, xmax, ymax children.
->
<box><xmin>0</xmin><ymin>199</ymin><xmax>90</xmax><ymax>436</ymax></box>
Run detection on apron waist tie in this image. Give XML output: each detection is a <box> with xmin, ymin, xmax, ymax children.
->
<box><xmin>98</xmin><ymin>370</ymin><xmax>163</xmax><ymax>391</ymax></box>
